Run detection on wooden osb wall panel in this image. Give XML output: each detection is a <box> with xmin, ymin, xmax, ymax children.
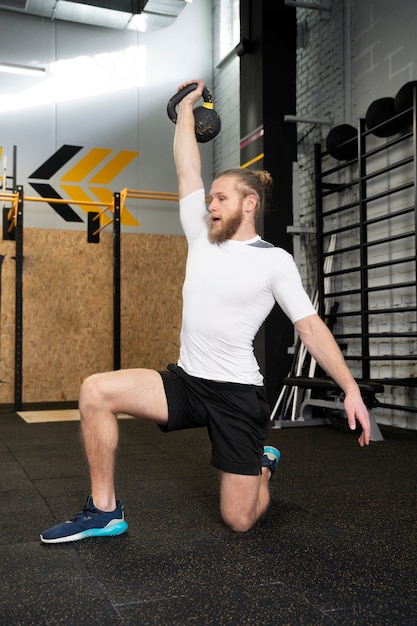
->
<box><xmin>121</xmin><ymin>233</ymin><xmax>186</xmax><ymax>370</ymax></box>
<box><xmin>22</xmin><ymin>229</ymin><xmax>114</xmax><ymax>403</ymax></box>
<box><xmin>0</xmin><ymin>229</ymin><xmax>186</xmax><ymax>405</ymax></box>
<box><xmin>0</xmin><ymin>240</ymin><xmax>18</xmax><ymax>403</ymax></box>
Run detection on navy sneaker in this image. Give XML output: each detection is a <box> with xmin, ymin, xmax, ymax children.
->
<box><xmin>40</xmin><ymin>495</ymin><xmax>128</xmax><ymax>544</ymax></box>
<box><xmin>262</xmin><ymin>445</ymin><xmax>281</xmax><ymax>479</ymax></box>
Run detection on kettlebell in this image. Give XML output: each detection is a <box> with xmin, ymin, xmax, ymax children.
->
<box><xmin>167</xmin><ymin>82</ymin><xmax>221</xmax><ymax>143</ymax></box>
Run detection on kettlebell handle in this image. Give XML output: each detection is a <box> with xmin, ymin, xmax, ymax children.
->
<box><xmin>166</xmin><ymin>82</ymin><xmax>214</xmax><ymax>124</ymax></box>
<box><xmin>167</xmin><ymin>82</ymin><xmax>221</xmax><ymax>143</ymax></box>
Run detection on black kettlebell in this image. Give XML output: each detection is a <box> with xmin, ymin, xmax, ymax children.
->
<box><xmin>167</xmin><ymin>82</ymin><xmax>221</xmax><ymax>143</ymax></box>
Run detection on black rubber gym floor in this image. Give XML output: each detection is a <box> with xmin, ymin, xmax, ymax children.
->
<box><xmin>0</xmin><ymin>410</ymin><xmax>416</xmax><ymax>625</ymax></box>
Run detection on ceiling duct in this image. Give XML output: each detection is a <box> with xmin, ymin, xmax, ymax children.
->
<box><xmin>0</xmin><ymin>0</ymin><xmax>190</xmax><ymax>31</ymax></box>
<box><xmin>68</xmin><ymin>0</ymin><xmax>149</xmax><ymax>13</ymax></box>
<box><xmin>0</xmin><ymin>0</ymin><xmax>28</xmax><ymax>8</ymax></box>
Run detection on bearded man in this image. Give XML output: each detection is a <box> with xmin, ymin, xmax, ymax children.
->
<box><xmin>40</xmin><ymin>80</ymin><xmax>370</xmax><ymax>544</ymax></box>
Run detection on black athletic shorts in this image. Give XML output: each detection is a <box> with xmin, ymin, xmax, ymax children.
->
<box><xmin>158</xmin><ymin>363</ymin><xmax>271</xmax><ymax>476</ymax></box>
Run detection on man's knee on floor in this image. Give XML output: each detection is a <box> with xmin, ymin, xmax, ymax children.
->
<box><xmin>221</xmin><ymin>508</ymin><xmax>256</xmax><ymax>533</ymax></box>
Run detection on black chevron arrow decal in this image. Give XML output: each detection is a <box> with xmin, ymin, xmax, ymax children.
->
<box><xmin>29</xmin><ymin>145</ymin><xmax>83</xmax><ymax>179</ymax></box>
<box><xmin>29</xmin><ymin>183</ymin><xmax>83</xmax><ymax>222</ymax></box>
<box><xmin>28</xmin><ymin>145</ymin><xmax>85</xmax><ymax>222</ymax></box>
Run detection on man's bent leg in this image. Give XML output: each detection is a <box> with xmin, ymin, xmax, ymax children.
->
<box><xmin>40</xmin><ymin>368</ymin><xmax>169</xmax><ymax>543</ymax></box>
<box><xmin>219</xmin><ymin>468</ymin><xmax>271</xmax><ymax>533</ymax></box>
<box><xmin>79</xmin><ymin>368</ymin><xmax>169</xmax><ymax>512</ymax></box>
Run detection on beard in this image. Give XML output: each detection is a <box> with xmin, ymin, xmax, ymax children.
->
<box><xmin>208</xmin><ymin>206</ymin><xmax>244</xmax><ymax>244</ymax></box>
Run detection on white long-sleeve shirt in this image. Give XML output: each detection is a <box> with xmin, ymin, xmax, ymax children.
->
<box><xmin>177</xmin><ymin>188</ymin><xmax>316</xmax><ymax>385</ymax></box>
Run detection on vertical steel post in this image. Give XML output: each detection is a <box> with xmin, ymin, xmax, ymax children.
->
<box><xmin>14</xmin><ymin>185</ymin><xmax>24</xmax><ymax>410</ymax></box>
<box><xmin>358</xmin><ymin>118</ymin><xmax>369</xmax><ymax>380</ymax></box>
<box><xmin>314</xmin><ymin>143</ymin><xmax>325</xmax><ymax>318</ymax></box>
<box><xmin>413</xmin><ymin>86</ymin><xmax>417</xmax><ymax>334</ymax></box>
<box><xmin>113</xmin><ymin>192</ymin><xmax>121</xmax><ymax>371</ymax></box>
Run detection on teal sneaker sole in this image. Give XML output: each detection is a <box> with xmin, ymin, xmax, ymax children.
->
<box><xmin>40</xmin><ymin>519</ymin><xmax>128</xmax><ymax>544</ymax></box>
<box><xmin>262</xmin><ymin>445</ymin><xmax>281</xmax><ymax>480</ymax></box>
<box><xmin>264</xmin><ymin>445</ymin><xmax>280</xmax><ymax>462</ymax></box>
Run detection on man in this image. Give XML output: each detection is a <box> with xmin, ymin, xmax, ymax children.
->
<box><xmin>40</xmin><ymin>80</ymin><xmax>370</xmax><ymax>544</ymax></box>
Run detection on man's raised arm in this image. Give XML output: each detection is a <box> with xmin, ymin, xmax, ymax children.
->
<box><xmin>173</xmin><ymin>79</ymin><xmax>205</xmax><ymax>199</ymax></box>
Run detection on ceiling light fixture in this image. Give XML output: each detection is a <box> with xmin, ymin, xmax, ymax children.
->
<box><xmin>0</xmin><ymin>62</ymin><xmax>46</xmax><ymax>77</ymax></box>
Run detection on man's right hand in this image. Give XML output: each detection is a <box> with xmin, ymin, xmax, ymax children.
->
<box><xmin>176</xmin><ymin>79</ymin><xmax>205</xmax><ymax>108</ymax></box>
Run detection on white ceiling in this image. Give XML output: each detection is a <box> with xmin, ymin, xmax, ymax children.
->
<box><xmin>0</xmin><ymin>0</ymin><xmax>190</xmax><ymax>31</ymax></box>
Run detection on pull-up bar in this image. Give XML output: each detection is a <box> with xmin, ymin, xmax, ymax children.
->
<box><xmin>1</xmin><ymin>187</ymin><xmax>191</xmax><ymax>243</ymax></box>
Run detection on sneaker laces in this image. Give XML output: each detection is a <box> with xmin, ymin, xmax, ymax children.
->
<box><xmin>68</xmin><ymin>503</ymin><xmax>98</xmax><ymax>523</ymax></box>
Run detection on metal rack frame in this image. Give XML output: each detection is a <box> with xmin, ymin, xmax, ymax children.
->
<box><xmin>315</xmin><ymin>96</ymin><xmax>417</xmax><ymax>413</ymax></box>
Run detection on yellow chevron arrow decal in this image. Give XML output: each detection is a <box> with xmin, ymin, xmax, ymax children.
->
<box><xmin>60</xmin><ymin>148</ymin><xmax>112</xmax><ymax>182</ymax></box>
<box><xmin>59</xmin><ymin>184</ymin><xmax>111</xmax><ymax>223</ymax></box>
<box><xmin>90</xmin><ymin>150</ymin><xmax>139</xmax><ymax>185</ymax></box>
<box><xmin>59</xmin><ymin>184</ymin><xmax>139</xmax><ymax>227</ymax></box>
<box><xmin>91</xmin><ymin>186</ymin><xmax>139</xmax><ymax>227</ymax></box>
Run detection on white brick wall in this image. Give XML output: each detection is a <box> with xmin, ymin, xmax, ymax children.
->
<box><xmin>353</xmin><ymin>0</ymin><xmax>417</xmax><ymax>114</ymax></box>
<box><xmin>212</xmin><ymin>0</ymin><xmax>240</xmax><ymax>174</ymax></box>
<box><xmin>295</xmin><ymin>0</ymin><xmax>346</xmax><ymax>297</ymax></box>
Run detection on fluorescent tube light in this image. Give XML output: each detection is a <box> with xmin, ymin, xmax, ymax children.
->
<box><xmin>0</xmin><ymin>62</ymin><xmax>45</xmax><ymax>77</ymax></box>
